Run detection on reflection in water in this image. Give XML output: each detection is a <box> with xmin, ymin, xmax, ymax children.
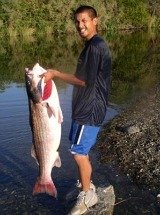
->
<box><xmin>109</xmin><ymin>31</ymin><xmax>160</xmax><ymax>104</ymax></box>
<box><xmin>0</xmin><ymin>31</ymin><xmax>159</xmax><ymax>104</ymax></box>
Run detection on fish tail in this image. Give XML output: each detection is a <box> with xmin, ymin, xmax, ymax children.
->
<box><xmin>33</xmin><ymin>180</ymin><xmax>57</xmax><ymax>198</ymax></box>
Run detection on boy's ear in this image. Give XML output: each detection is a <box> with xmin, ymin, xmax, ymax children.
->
<box><xmin>93</xmin><ymin>17</ymin><xmax>98</xmax><ymax>26</ymax></box>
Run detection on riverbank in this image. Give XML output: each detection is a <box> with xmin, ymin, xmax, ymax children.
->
<box><xmin>97</xmin><ymin>84</ymin><xmax>160</xmax><ymax>214</ymax></box>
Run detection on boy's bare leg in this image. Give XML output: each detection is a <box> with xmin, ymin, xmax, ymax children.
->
<box><xmin>74</xmin><ymin>154</ymin><xmax>92</xmax><ymax>192</ymax></box>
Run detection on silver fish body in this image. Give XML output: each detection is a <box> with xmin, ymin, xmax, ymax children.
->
<box><xmin>25</xmin><ymin>63</ymin><xmax>63</xmax><ymax>197</ymax></box>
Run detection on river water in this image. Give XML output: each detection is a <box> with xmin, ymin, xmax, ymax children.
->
<box><xmin>0</xmin><ymin>31</ymin><xmax>160</xmax><ymax>214</ymax></box>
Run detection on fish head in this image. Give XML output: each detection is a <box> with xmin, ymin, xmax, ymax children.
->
<box><xmin>25</xmin><ymin>63</ymin><xmax>46</xmax><ymax>103</ymax></box>
<box><xmin>32</xmin><ymin>63</ymin><xmax>47</xmax><ymax>80</ymax></box>
<box><xmin>25</xmin><ymin>63</ymin><xmax>46</xmax><ymax>85</ymax></box>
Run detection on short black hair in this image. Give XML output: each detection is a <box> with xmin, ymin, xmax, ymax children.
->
<box><xmin>73</xmin><ymin>5</ymin><xmax>97</xmax><ymax>20</ymax></box>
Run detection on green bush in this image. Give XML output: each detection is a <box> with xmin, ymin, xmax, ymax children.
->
<box><xmin>0</xmin><ymin>0</ymin><xmax>159</xmax><ymax>37</ymax></box>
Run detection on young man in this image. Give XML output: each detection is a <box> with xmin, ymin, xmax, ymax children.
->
<box><xmin>43</xmin><ymin>5</ymin><xmax>111</xmax><ymax>215</ymax></box>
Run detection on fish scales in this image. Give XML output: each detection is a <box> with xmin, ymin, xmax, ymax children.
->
<box><xmin>25</xmin><ymin>63</ymin><xmax>63</xmax><ymax>198</ymax></box>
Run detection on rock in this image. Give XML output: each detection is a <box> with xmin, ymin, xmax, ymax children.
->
<box><xmin>126</xmin><ymin>125</ymin><xmax>140</xmax><ymax>134</ymax></box>
<box><xmin>86</xmin><ymin>185</ymin><xmax>115</xmax><ymax>215</ymax></box>
<box><xmin>116</xmin><ymin>125</ymin><xmax>140</xmax><ymax>134</ymax></box>
<box><xmin>157</xmin><ymin>194</ymin><xmax>160</xmax><ymax>214</ymax></box>
<box><xmin>157</xmin><ymin>194</ymin><xmax>160</xmax><ymax>203</ymax></box>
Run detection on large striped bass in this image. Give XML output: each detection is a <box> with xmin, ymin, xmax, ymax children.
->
<box><xmin>25</xmin><ymin>63</ymin><xmax>63</xmax><ymax>197</ymax></box>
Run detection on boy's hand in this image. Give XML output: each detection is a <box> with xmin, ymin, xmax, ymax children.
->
<box><xmin>42</xmin><ymin>69</ymin><xmax>59</xmax><ymax>83</ymax></box>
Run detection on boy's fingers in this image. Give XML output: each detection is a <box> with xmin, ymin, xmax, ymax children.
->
<box><xmin>39</xmin><ymin>72</ymin><xmax>46</xmax><ymax>78</ymax></box>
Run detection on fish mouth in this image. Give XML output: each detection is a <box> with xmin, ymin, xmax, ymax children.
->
<box><xmin>25</xmin><ymin>68</ymin><xmax>33</xmax><ymax>82</ymax></box>
<box><xmin>25</xmin><ymin>68</ymin><xmax>32</xmax><ymax>75</ymax></box>
<box><xmin>25</xmin><ymin>72</ymin><xmax>42</xmax><ymax>104</ymax></box>
<box><xmin>25</xmin><ymin>68</ymin><xmax>42</xmax><ymax>80</ymax></box>
<box><xmin>25</xmin><ymin>68</ymin><xmax>29</xmax><ymax>72</ymax></box>
<box><xmin>26</xmin><ymin>80</ymin><xmax>42</xmax><ymax>104</ymax></box>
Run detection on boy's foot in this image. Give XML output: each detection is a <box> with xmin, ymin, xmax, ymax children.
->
<box><xmin>68</xmin><ymin>189</ymin><xmax>98</xmax><ymax>215</ymax></box>
<box><xmin>66</xmin><ymin>180</ymin><xmax>96</xmax><ymax>201</ymax></box>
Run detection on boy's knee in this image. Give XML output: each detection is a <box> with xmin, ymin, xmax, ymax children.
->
<box><xmin>73</xmin><ymin>154</ymin><xmax>87</xmax><ymax>162</ymax></box>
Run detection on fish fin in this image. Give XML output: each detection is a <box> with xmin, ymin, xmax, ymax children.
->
<box><xmin>31</xmin><ymin>145</ymin><xmax>39</xmax><ymax>165</ymax></box>
<box><xmin>58</xmin><ymin>108</ymin><xmax>63</xmax><ymax>123</ymax></box>
<box><xmin>41</xmin><ymin>79</ymin><xmax>63</xmax><ymax>123</ymax></box>
<box><xmin>54</xmin><ymin>154</ymin><xmax>61</xmax><ymax>168</ymax></box>
<box><xmin>49</xmin><ymin>106</ymin><xmax>63</xmax><ymax>123</ymax></box>
<box><xmin>33</xmin><ymin>180</ymin><xmax>57</xmax><ymax>198</ymax></box>
<box><xmin>48</xmin><ymin>105</ymin><xmax>58</xmax><ymax>119</ymax></box>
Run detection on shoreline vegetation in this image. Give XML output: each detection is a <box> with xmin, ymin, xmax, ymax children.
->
<box><xmin>0</xmin><ymin>0</ymin><xmax>160</xmax><ymax>39</ymax></box>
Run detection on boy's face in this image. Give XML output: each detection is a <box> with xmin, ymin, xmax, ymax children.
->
<box><xmin>74</xmin><ymin>11</ymin><xmax>97</xmax><ymax>40</ymax></box>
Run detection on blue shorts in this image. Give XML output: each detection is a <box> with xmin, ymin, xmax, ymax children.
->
<box><xmin>69</xmin><ymin>121</ymin><xmax>100</xmax><ymax>155</ymax></box>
